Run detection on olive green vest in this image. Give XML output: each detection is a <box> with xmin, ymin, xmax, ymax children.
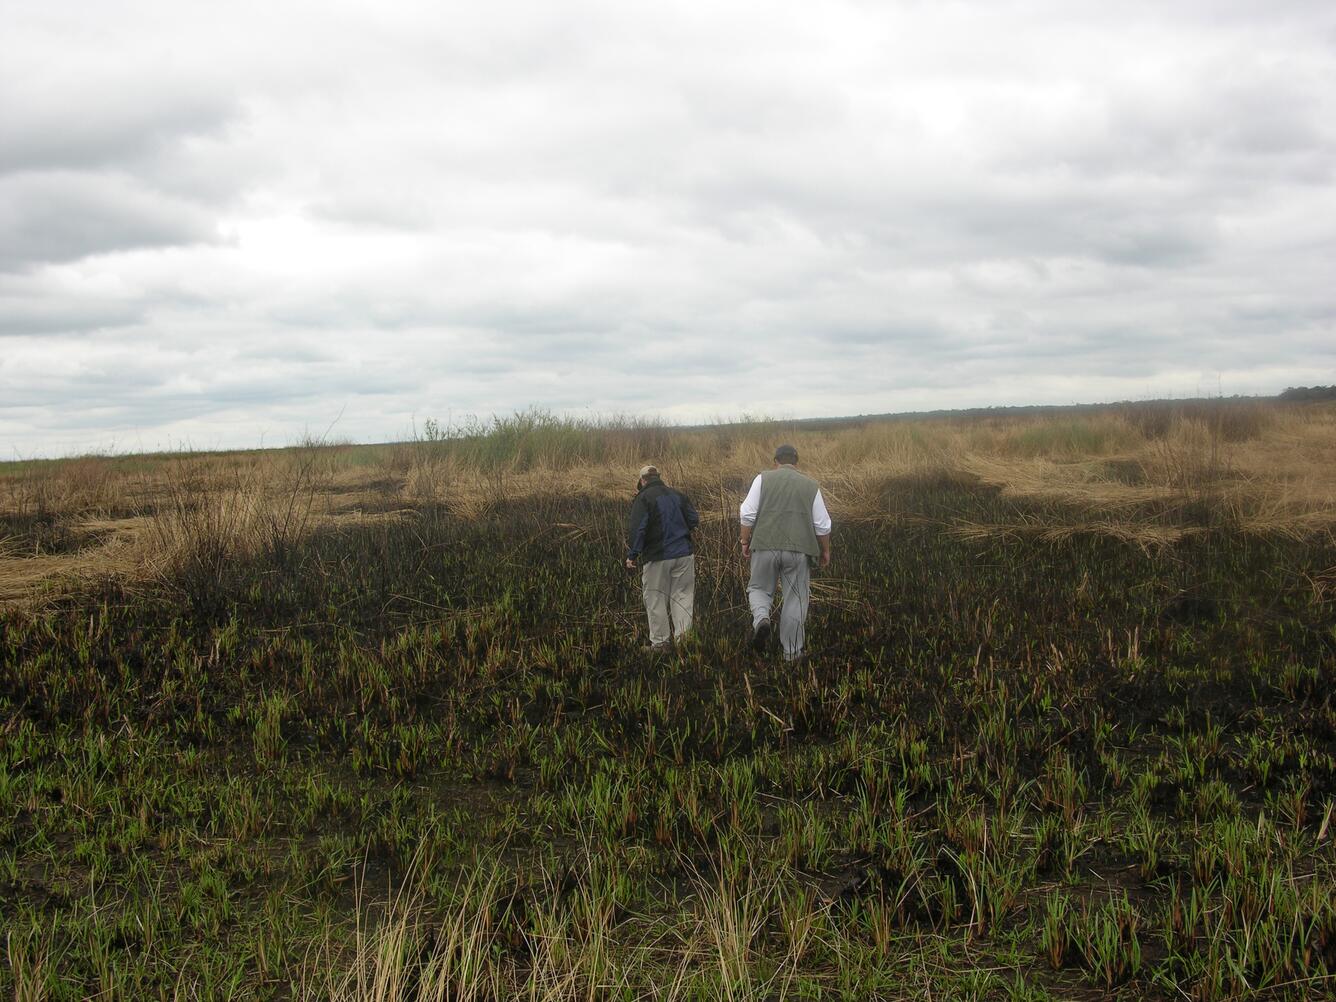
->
<box><xmin>750</xmin><ymin>466</ymin><xmax>820</xmax><ymax>557</ymax></box>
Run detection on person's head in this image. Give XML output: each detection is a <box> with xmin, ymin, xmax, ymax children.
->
<box><xmin>773</xmin><ymin>444</ymin><xmax>798</xmax><ymax>466</ymax></box>
<box><xmin>638</xmin><ymin>464</ymin><xmax>661</xmax><ymax>488</ymax></box>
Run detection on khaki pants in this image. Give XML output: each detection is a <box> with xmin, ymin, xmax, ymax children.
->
<box><xmin>747</xmin><ymin>549</ymin><xmax>811</xmax><ymax>659</ymax></box>
<box><xmin>641</xmin><ymin>555</ymin><xmax>695</xmax><ymax>645</ymax></box>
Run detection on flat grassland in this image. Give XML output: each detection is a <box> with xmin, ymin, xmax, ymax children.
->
<box><xmin>2</xmin><ymin>401</ymin><xmax>1336</xmax><ymax>1000</ymax></box>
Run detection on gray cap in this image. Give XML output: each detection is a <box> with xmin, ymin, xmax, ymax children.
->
<box><xmin>774</xmin><ymin>444</ymin><xmax>798</xmax><ymax>463</ymax></box>
<box><xmin>639</xmin><ymin>465</ymin><xmax>659</xmax><ymax>479</ymax></box>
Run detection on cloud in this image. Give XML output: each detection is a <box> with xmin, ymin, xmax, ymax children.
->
<box><xmin>0</xmin><ymin>171</ymin><xmax>221</xmax><ymax>270</ymax></box>
<box><xmin>0</xmin><ymin>82</ymin><xmax>237</xmax><ymax>177</ymax></box>
<box><xmin>1</xmin><ymin>0</ymin><xmax>1334</xmax><ymax>456</ymax></box>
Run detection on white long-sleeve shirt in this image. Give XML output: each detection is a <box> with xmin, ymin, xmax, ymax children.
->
<box><xmin>739</xmin><ymin>473</ymin><xmax>832</xmax><ymax>535</ymax></box>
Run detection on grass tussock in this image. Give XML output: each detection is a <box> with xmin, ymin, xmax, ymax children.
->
<box><xmin>305</xmin><ymin>846</ymin><xmax>842</xmax><ymax>1002</ymax></box>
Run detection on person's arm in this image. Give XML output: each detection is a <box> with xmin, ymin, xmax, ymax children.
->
<box><xmin>739</xmin><ymin>475</ymin><xmax>762</xmax><ymax>558</ymax></box>
<box><xmin>625</xmin><ymin>495</ymin><xmax>650</xmax><ymax>568</ymax></box>
<box><xmin>681</xmin><ymin>492</ymin><xmax>700</xmax><ymax>532</ymax></box>
<box><xmin>813</xmin><ymin>489</ymin><xmax>832</xmax><ymax>568</ymax></box>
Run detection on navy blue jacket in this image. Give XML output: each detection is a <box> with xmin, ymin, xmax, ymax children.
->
<box><xmin>626</xmin><ymin>477</ymin><xmax>699</xmax><ymax>563</ymax></box>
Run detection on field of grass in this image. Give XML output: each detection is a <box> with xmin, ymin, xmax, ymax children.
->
<box><xmin>3</xmin><ymin>400</ymin><xmax>1336</xmax><ymax>999</ymax></box>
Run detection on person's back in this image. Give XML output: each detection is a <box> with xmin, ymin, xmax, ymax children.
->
<box><xmin>629</xmin><ymin>478</ymin><xmax>695</xmax><ymax>562</ymax></box>
<box><xmin>749</xmin><ymin>466</ymin><xmax>820</xmax><ymax>557</ymax></box>
<box><xmin>739</xmin><ymin>446</ymin><xmax>831</xmax><ymax>661</ymax></box>
<box><xmin>626</xmin><ymin>467</ymin><xmax>699</xmax><ymax>651</ymax></box>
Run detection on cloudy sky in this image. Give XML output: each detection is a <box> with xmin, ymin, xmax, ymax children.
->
<box><xmin>3</xmin><ymin>0</ymin><xmax>1334</xmax><ymax>456</ymax></box>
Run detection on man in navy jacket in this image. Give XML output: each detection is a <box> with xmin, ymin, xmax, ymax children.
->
<box><xmin>625</xmin><ymin>465</ymin><xmax>699</xmax><ymax>650</ymax></box>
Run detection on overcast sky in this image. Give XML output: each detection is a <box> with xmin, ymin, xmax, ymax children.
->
<box><xmin>3</xmin><ymin>0</ymin><xmax>1334</xmax><ymax>456</ymax></box>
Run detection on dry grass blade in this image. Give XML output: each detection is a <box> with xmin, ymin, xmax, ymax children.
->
<box><xmin>303</xmin><ymin>853</ymin><xmax>505</xmax><ymax>1002</ymax></box>
<box><xmin>949</xmin><ymin>518</ymin><xmax>1192</xmax><ymax>552</ymax></box>
<box><xmin>5</xmin><ymin>929</ymin><xmax>52</xmax><ymax>1002</ymax></box>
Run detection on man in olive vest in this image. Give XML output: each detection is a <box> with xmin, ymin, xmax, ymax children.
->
<box><xmin>739</xmin><ymin>444</ymin><xmax>832</xmax><ymax>661</ymax></box>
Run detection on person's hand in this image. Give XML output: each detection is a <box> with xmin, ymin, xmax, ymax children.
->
<box><xmin>820</xmin><ymin>550</ymin><xmax>831</xmax><ymax>569</ymax></box>
<box><xmin>741</xmin><ymin>542</ymin><xmax>751</xmax><ymax>560</ymax></box>
<box><xmin>624</xmin><ymin>558</ymin><xmax>636</xmax><ymax>570</ymax></box>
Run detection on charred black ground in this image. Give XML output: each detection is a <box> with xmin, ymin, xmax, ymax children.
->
<box><xmin>3</xmin><ymin>477</ymin><xmax>1335</xmax><ymax>999</ymax></box>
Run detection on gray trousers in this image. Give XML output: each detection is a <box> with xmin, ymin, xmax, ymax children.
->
<box><xmin>748</xmin><ymin>549</ymin><xmax>811</xmax><ymax>659</ymax></box>
<box><xmin>641</xmin><ymin>555</ymin><xmax>695</xmax><ymax>644</ymax></box>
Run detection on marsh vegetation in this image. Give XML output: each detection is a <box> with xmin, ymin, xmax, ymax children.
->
<box><xmin>2</xmin><ymin>400</ymin><xmax>1335</xmax><ymax>999</ymax></box>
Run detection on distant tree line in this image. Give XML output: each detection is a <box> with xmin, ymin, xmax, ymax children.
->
<box><xmin>671</xmin><ymin>388</ymin><xmax>1334</xmax><ymax>436</ymax></box>
<box><xmin>1278</xmin><ymin>385</ymin><xmax>1336</xmax><ymax>401</ymax></box>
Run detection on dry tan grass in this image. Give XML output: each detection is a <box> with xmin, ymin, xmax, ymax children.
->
<box><xmin>3</xmin><ymin>401</ymin><xmax>1333</xmax><ymax>606</ymax></box>
<box><xmin>948</xmin><ymin>518</ymin><xmax>1194</xmax><ymax>555</ymax></box>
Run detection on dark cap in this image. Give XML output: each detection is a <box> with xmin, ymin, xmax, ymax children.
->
<box><xmin>774</xmin><ymin>444</ymin><xmax>798</xmax><ymax>464</ymax></box>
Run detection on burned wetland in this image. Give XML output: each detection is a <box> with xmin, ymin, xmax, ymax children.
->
<box><xmin>3</xmin><ymin>413</ymin><xmax>1336</xmax><ymax>999</ymax></box>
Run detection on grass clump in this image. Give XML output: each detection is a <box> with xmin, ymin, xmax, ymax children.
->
<box><xmin>1002</xmin><ymin>417</ymin><xmax>1137</xmax><ymax>458</ymax></box>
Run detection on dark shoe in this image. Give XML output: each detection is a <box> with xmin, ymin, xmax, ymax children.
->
<box><xmin>751</xmin><ymin>619</ymin><xmax>772</xmax><ymax>652</ymax></box>
<box><xmin>647</xmin><ymin>641</ymin><xmax>672</xmax><ymax>654</ymax></box>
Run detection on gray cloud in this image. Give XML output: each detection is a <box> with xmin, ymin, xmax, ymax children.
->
<box><xmin>0</xmin><ymin>171</ymin><xmax>219</xmax><ymax>270</ymax></box>
<box><xmin>0</xmin><ymin>84</ymin><xmax>237</xmax><ymax>177</ymax></box>
<box><xmin>1</xmin><ymin>0</ymin><xmax>1334</xmax><ymax>456</ymax></box>
<box><xmin>0</xmin><ymin>278</ymin><xmax>145</xmax><ymax>336</ymax></box>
